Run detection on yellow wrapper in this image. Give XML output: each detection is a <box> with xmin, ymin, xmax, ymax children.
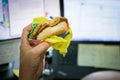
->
<box><xmin>32</xmin><ymin>17</ymin><xmax>72</xmax><ymax>56</ymax></box>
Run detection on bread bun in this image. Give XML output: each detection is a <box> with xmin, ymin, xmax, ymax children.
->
<box><xmin>29</xmin><ymin>17</ymin><xmax>69</xmax><ymax>40</ymax></box>
<box><xmin>37</xmin><ymin>21</ymin><xmax>67</xmax><ymax>40</ymax></box>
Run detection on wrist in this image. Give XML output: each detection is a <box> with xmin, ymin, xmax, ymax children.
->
<box><xmin>19</xmin><ymin>62</ymin><xmax>40</xmax><ymax>80</ymax></box>
<box><xmin>19</xmin><ymin>68</ymin><xmax>40</xmax><ymax>80</ymax></box>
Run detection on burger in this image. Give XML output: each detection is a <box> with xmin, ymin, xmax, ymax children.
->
<box><xmin>29</xmin><ymin>16</ymin><xmax>70</xmax><ymax>41</ymax></box>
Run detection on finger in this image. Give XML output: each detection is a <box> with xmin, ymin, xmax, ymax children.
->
<box><xmin>33</xmin><ymin>42</ymin><xmax>51</xmax><ymax>55</ymax></box>
<box><xmin>21</xmin><ymin>23</ymin><xmax>32</xmax><ymax>46</ymax></box>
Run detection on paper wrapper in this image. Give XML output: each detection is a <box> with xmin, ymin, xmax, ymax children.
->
<box><xmin>32</xmin><ymin>17</ymin><xmax>72</xmax><ymax>56</ymax></box>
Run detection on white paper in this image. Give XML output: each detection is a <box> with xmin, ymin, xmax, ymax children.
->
<box><xmin>0</xmin><ymin>0</ymin><xmax>3</xmax><ymax>21</ymax></box>
<box><xmin>8</xmin><ymin>0</ymin><xmax>44</xmax><ymax>37</ymax></box>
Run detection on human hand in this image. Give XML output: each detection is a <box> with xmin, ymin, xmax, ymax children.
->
<box><xmin>19</xmin><ymin>24</ymin><xmax>51</xmax><ymax>80</ymax></box>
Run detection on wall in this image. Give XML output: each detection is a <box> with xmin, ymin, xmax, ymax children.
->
<box><xmin>0</xmin><ymin>39</ymin><xmax>20</xmax><ymax>64</ymax></box>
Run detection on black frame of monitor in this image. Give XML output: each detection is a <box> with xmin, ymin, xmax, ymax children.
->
<box><xmin>0</xmin><ymin>37</ymin><xmax>20</xmax><ymax>42</ymax></box>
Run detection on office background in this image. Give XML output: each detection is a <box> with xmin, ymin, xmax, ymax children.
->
<box><xmin>0</xmin><ymin>0</ymin><xmax>120</xmax><ymax>80</ymax></box>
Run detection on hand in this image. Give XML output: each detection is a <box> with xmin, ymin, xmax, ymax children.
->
<box><xmin>19</xmin><ymin>24</ymin><xmax>51</xmax><ymax>80</ymax></box>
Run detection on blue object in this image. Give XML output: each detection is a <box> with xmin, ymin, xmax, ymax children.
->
<box><xmin>49</xmin><ymin>16</ymin><xmax>54</xmax><ymax>19</ymax></box>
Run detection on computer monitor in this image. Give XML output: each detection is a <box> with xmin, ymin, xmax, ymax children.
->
<box><xmin>63</xmin><ymin>0</ymin><xmax>120</xmax><ymax>42</ymax></box>
<box><xmin>51</xmin><ymin>0</ymin><xmax>120</xmax><ymax>79</ymax></box>
<box><xmin>0</xmin><ymin>0</ymin><xmax>45</xmax><ymax>40</ymax></box>
<box><xmin>0</xmin><ymin>0</ymin><xmax>61</xmax><ymax>63</ymax></box>
<box><xmin>0</xmin><ymin>0</ymin><xmax>61</xmax><ymax>79</ymax></box>
<box><xmin>0</xmin><ymin>0</ymin><xmax>61</xmax><ymax>41</ymax></box>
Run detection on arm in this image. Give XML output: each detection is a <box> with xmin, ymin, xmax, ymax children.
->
<box><xmin>19</xmin><ymin>24</ymin><xmax>50</xmax><ymax>80</ymax></box>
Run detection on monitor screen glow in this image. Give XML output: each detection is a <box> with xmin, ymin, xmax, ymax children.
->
<box><xmin>63</xmin><ymin>0</ymin><xmax>120</xmax><ymax>42</ymax></box>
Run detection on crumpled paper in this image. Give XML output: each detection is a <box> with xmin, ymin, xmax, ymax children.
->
<box><xmin>32</xmin><ymin>17</ymin><xmax>72</xmax><ymax>56</ymax></box>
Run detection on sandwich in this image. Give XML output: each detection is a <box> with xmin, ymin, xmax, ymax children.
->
<box><xmin>29</xmin><ymin>16</ymin><xmax>70</xmax><ymax>41</ymax></box>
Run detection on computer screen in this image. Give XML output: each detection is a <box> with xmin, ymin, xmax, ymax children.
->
<box><xmin>0</xmin><ymin>0</ymin><xmax>44</xmax><ymax>40</ymax></box>
<box><xmin>63</xmin><ymin>0</ymin><xmax>120</xmax><ymax>42</ymax></box>
<box><xmin>0</xmin><ymin>0</ymin><xmax>60</xmax><ymax>40</ymax></box>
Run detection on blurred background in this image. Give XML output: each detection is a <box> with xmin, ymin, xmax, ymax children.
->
<box><xmin>0</xmin><ymin>0</ymin><xmax>120</xmax><ymax>80</ymax></box>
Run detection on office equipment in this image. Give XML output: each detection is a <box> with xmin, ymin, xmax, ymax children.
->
<box><xmin>0</xmin><ymin>0</ymin><xmax>60</xmax><ymax>65</ymax></box>
<box><xmin>8</xmin><ymin>0</ymin><xmax>44</xmax><ymax>37</ymax></box>
<box><xmin>52</xmin><ymin>41</ymin><xmax>120</xmax><ymax>80</ymax></box>
<box><xmin>0</xmin><ymin>0</ymin><xmax>60</xmax><ymax>79</ymax></box>
<box><xmin>63</xmin><ymin>0</ymin><xmax>120</xmax><ymax>42</ymax></box>
<box><xmin>51</xmin><ymin>1</ymin><xmax>120</xmax><ymax>79</ymax></box>
<box><xmin>0</xmin><ymin>0</ymin><xmax>44</xmax><ymax>40</ymax></box>
<box><xmin>77</xmin><ymin>44</ymin><xmax>120</xmax><ymax>70</ymax></box>
<box><xmin>0</xmin><ymin>0</ymin><xmax>10</xmax><ymax>40</ymax></box>
<box><xmin>52</xmin><ymin>41</ymin><xmax>80</xmax><ymax>79</ymax></box>
<box><xmin>0</xmin><ymin>0</ymin><xmax>3</xmax><ymax>22</ymax></box>
<box><xmin>0</xmin><ymin>0</ymin><xmax>60</xmax><ymax>40</ymax></box>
